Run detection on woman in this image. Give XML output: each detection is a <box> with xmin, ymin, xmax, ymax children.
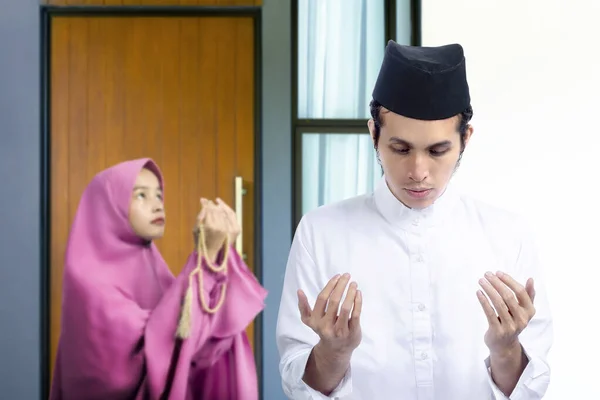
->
<box><xmin>49</xmin><ymin>158</ymin><xmax>267</xmax><ymax>399</ymax></box>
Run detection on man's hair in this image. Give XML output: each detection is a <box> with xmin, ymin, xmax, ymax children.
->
<box><xmin>369</xmin><ymin>100</ymin><xmax>474</xmax><ymax>152</ymax></box>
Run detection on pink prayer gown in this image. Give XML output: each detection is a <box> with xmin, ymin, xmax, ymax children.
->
<box><xmin>48</xmin><ymin>158</ymin><xmax>267</xmax><ymax>400</ymax></box>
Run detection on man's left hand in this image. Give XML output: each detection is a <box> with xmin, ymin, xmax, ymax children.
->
<box><xmin>477</xmin><ymin>271</ymin><xmax>536</xmax><ymax>356</ymax></box>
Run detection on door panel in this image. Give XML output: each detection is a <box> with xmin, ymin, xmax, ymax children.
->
<box><xmin>49</xmin><ymin>15</ymin><xmax>256</xmax><ymax>378</ymax></box>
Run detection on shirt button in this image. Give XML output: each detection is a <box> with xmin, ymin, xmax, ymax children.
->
<box><xmin>412</xmin><ymin>219</ymin><xmax>420</xmax><ymax>226</ymax></box>
<box><xmin>418</xmin><ymin>303</ymin><xmax>426</xmax><ymax>311</ymax></box>
<box><xmin>416</xmin><ymin>255</ymin><xmax>424</xmax><ymax>263</ymax></box>
<box><xmin>421</xmin><ymin>352</ymin><xmax>428</xmax><ymax>360</ymax></box>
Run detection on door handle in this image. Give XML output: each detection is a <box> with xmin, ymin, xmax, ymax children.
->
<box><xmin>234</xmin><ymin>176</ymin><xmax>247</xmax><ymax>259</ymax></box>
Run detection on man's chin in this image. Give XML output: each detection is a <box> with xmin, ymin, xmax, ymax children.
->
<box><xmin>398</xmin><ymin>190</ymin><xmax>437</xmax><ymax>209</ymax></box>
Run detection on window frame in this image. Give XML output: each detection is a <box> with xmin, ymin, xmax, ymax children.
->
<box><xmin>291</xmin><ymin>0</ymin><xmax>422</xmax><ymax>228</ymax></box>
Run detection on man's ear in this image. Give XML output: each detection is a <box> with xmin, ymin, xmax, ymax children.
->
<box><xmin>463</xmin><ymin>124</ymin><xmax>474</xmax><ymax>147</ymax></box>
<box><xmin>368</xmin><ymin>119</ymin><xmax>377</xmax><ymax>144</ymax></box>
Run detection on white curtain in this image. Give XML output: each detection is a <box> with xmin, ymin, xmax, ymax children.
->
<box><xmin>301</xmin><ymin>133</ymin><xmax>380</xmax><ymax>214</ymax></box>
<box><xmin>396</xmin><ymin>0</ymin><xmax>413</xmax><ymax>46</ymax></box>
<box><xmin>298</xmin><ymin>0</ymin><xmax>385</xmax><ymax>215</ymax></box>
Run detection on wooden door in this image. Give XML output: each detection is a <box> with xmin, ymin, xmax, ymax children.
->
<box><xmin>49</xmin><ymin>15</ymin><xmax>257</xmax><ymax>378</ymax></box>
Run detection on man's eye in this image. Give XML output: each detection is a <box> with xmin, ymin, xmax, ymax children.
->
<box><xmin>391</xmin><ymin>148</ymin><xmax>409</xmax><ymax>154</ymax></box>
<box><xmin>430</xmin><ymin>148</ymin><xmax>449</xmax><ymax>156</ymax></box>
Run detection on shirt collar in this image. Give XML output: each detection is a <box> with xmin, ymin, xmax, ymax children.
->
<box><xmin>373</xmin><ymin>176</ymin><xmax>459</xmax><ymax>231</ymax></box>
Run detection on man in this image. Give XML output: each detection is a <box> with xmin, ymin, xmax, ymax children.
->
<box><xmin>276</xmin><ymin>41</ymin><xmax>553</xmax><ymax>399</ymax></box>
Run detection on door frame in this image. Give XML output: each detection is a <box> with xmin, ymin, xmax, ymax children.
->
<box><xmin>39</xmin><ymin>5</ymin><xmax>263</xmax><ymax>399</ymax></box>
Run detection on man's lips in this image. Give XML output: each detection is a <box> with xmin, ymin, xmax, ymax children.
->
<box><xmin>151</xmin><ymin>217</ymin><xmax>165</xmax><ymax>224</ymax></box>
<box><xmin>404</xmin><ymin>188</ymin><xmax>433</xmax><ymax>199</ymax></box>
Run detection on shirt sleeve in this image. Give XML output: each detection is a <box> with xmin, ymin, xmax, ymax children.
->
<box><xmin>485</xmin><ymin>221</ymin><xmax>553</xmax><ymax>399</ymax></box>
<box><xmin>275</xmin><ymin>216</ymin><xmax>353</xmax><ymax>399</ymax></box>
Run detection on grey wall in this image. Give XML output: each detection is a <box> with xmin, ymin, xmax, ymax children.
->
<box><xmin>0</xmin><ymin>0</ymin><xmax>42</xmax><ymax>399</ymax></box>
<box><xmin>261</xmin><ymin>0</ymin><xmax>292</xmax><ymax>398</ymax></box>
<box><xmin>0</xmin><ymin>0</ymin><xmax>291</xmax><ymax>398</ymax></box>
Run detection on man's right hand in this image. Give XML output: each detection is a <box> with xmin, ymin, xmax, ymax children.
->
<box><xmin>297</xmin><ymin>273</ymin><xmax>362</xmax><ymax>358</ymax></box>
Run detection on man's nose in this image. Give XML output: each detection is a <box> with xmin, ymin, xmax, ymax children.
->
<box><xmin>408</xmin><ymin>154</ymin><xmax>429</xmax><ymax>182</ymax></box>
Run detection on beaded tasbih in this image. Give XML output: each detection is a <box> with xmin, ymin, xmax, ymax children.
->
<box><xmin>176</xmin><ymin>224</ymin><xmax>230</xmax><ymax>339</ymax></box>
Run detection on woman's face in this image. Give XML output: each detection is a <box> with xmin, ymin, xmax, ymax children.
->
<box><xmin>128</xmin><ymin>168</ymin><xmax>165</xmax><ymax>241</ymax></box>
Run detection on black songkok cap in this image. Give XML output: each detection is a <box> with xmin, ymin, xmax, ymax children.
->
<box><xmin>372</xmin><ymin>40</ymin><xmax>471</xmax><ymax>121</ymax></box>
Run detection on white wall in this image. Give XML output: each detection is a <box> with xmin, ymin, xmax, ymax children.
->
<box><xmin>423</xmin><ymin>1</ymin><xmax>599</xmax><ymax>398</ymax></box>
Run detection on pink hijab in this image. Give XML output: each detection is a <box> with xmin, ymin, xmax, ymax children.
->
<box><xmin>49</xmin><ymin>158</ymin><xmax>267</xmax><ymax>400</ymax></box>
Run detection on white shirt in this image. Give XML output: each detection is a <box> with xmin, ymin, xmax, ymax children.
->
<box><xmin>276</xmin><ymin>177</ymin><xmax>553</xmax><ymax>400</ymax></box>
